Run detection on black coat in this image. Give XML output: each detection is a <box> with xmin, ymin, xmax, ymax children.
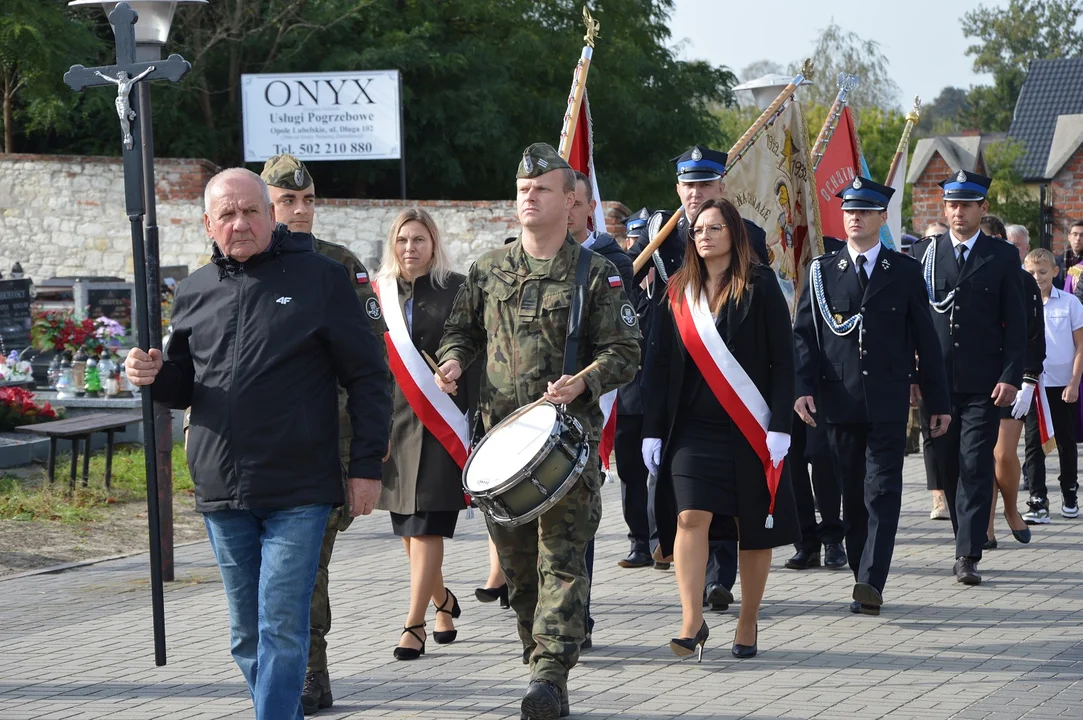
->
<box><xmin>793</xmin><ymin>245</ymin><xmax>950</xmax><ymax>424</ymax></box>
<box><xmin>153</xmin><ymin>227</ymin><xmax>390</xmax><ymax>512</ymax></box>
<box><xmin>1021</xmin><ymin>269</ymin><xmax>1046</xmax><ymax>383</ymax></box>
<box><xmin>911</xmin><ymin>232</ymin><xmax>1026</xmax><ymax>394</ymax></box>
<box><xmin>643</xmin><ymin>263</ymin><xmax>799</xmax><ymax>554</ymax></box>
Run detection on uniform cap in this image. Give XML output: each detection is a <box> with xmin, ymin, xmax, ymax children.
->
<box><xmin>261</xmin><ymin>154</ymin><xmax>313</xmax><ymax>190</ymax></box>
<box><xmin>625</xmin><ymin>207</ymin><xmax>652</xmax><ymax>235</ymax></box>
<box><xmin>672</xmin><ymin>145</ymin><xmax>728</xmax><ymax>182</ymax></box>
<box><xmin>836</xmin><ymin>176</ymin><xmax>895</xmax><ymax>211</ymax></box>
<box><xmin>938</xmin><ymin>170</ymin><xmax>991</xmax><ymax>202</ymax></box>
<box><xmin>516</xmin><ymin>142</ymin><xmax>571</xmax><ymax>179</ymax></box>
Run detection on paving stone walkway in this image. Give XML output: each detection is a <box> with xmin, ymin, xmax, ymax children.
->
<box><xmin>1</xmin><ymin>453</ymin><xmax>1081</xmax><ymax>719</ymax></box>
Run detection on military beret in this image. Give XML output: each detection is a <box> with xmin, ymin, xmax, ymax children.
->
<box><xmin>261</xmin><ymin>154</ymin><xmax>313</xmax><ymax>190</ymax></box>
<box><xmin>516</xmin><ymin>142</ymin><xmax>571</xmax><ymax>179</ymax></box>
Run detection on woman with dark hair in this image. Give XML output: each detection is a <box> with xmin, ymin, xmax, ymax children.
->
<box><xmin>641</xmin><ymin>198</ymin><xmax>799</xmax><ymax>662</ymax></box>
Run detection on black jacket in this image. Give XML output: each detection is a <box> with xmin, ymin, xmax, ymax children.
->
<box><xmin>1021</xmin><ymin>269</ymin><xmax>1046</xmax><ymax>383</ymax></box>
<box><xmin>153</xmin><ymin>226</ymin><xmax>391</xmax><ymax>512</ymax></box>
<box><xmin>911</xmin><ymin>232</ymin><xmax>1026</xmax><ymax>394</ymax></box>
<box><xmin>793</xmin><ymin>245</ymin><xmax>949</xmax><ymax>424</ymax></box>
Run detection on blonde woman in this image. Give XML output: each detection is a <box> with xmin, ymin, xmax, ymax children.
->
<box><xmin>374</xmin><ymin>208</ymin><xmax>477</xmax><ymax>660</ymax></box>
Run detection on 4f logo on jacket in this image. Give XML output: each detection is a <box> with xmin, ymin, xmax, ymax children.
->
<box><xmin>276</xmin><ymin>297</ymin><xmax>292</xmax><ymax>305</ymax></box>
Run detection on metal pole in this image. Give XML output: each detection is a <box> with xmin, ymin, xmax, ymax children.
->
<box><xmin>398</xmin><ymin>71</ymin><xmax>406</xmax><ymax>200</ymax></box>
<box><xmin>135</xmin><ymin>45</ymin><xmax>175</xmax><ymax>583</ymax></box>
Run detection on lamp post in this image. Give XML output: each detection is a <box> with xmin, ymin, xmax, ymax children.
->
<box><xmin>65</xmin><ymin>0</ymin><xmax>202</xmax><ymax>667</ymax></box>
<box><xmin>70</xmin><ymin>0</ymin><xmax>204</xmax><ymax>590</ymax></box>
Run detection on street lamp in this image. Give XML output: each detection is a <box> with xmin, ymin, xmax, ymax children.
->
<box><xmin>734</xmin><ymin>73</ymin><xmax>815</xmax><ymax>112</ymax></box>
<box><xmin>69</xmin><ymin>1</ymin><xmax>205</xmax><ymax>56</ymax></box>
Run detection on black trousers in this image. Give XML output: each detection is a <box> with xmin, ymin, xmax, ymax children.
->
<box><xmin>826</xmin><ymin>422</ymin><xmax>906</xmax><ymax>594</ymax></box>
<box><xmin>1024</xmin><ymin>387</ymin><xmax>1080</xmax><ymax>501</ymax></box>
<box><xmin>789</xmin><ymin>415</ymin><xmax>843</xmax><ymax>552</ymax></box>
<box><xmin>615</xmin><ymin>414</ymin><xmax>653</xmax><ymax>548</ymax></box>
<box><xmin>928</xmin><ymin>393</ymin><xmax>999</xmax><ymax>560</ymax></box>
<box><xmin>706</xmin><ymin>531</ymin><xmax>737</xmax><ymax>593</ymax></box>
<box><xmin>919</xmin><ymin>402</ymin><xmax>942</xmax><ymax>491</ymax></box>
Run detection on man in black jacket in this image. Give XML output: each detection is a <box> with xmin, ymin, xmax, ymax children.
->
<box><xmin>125</xmin><ymin>168</ymin><xmax>390</xmax><ymax>719</ymax></box>
<box><xmin>911</xmin><ymin>171</ymin><xmax>1026</xmax><ymax>585</ymax></box>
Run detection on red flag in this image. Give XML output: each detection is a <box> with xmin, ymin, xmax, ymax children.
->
<box><xmin>813</xmin><ymin>106</ymin><xmax>862</xmax><ymax>240</ymax></box>
<box><xmin>566</xmin><ymin>93</ymin><xmax>608</xmax><ymax>233</ymax></box>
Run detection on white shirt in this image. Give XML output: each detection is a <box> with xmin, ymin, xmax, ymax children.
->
<box><xmin>581</xmin><ymin>231</ymin><xmax>598</xmax><ymax>250</ymax></box>
<box><xmin>1042</xmin><ymin>287</ymin><xmax>1083</xmax><ymax>387</ymax></box>
<box><xmin>950</xmin><ymin>230</ymin><xmax>980</xmax><ymax>264</ymax></box>
<box><xmin>847</xmin><ymin>242</ymin><xmax>882</xmax><ymax>280</ymax></box>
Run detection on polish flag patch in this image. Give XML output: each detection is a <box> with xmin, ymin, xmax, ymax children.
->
<box><xmin>607</xmin><ymin>275</ymin><xmax>622</xmax><ymax>288</ymax></box>
<box><xmin>355</xmin><ymin>272</ymin><xmax>369</xmax><ymax>284</ymax></box>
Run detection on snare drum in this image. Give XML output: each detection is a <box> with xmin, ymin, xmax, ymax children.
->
<box><xmin>463</xmin><ymin>402</ymin><xmax>589</xmax><ymax>527</ymax></box>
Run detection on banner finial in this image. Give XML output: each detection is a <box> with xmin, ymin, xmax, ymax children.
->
<box><xmin>583</xmin><ymin>6</ymin><xmax>600</xmax><ymax>47</ymax></box>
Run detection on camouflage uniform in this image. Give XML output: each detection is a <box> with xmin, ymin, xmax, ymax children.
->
<box><xmin>437</xmin><ymin>223</ymin><xmax>640</xmax><ymax>690</ymax></box>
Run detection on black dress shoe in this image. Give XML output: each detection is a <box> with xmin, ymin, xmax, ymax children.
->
<box><xmin>301</xmin><ymin>670</ymin><xmax>333</xmax><ymax>715</ymax></box>
<box><xmin>705</xmin><ymin>583</ymin><xmax>734</xmax><ymax>611</ymax></box>
<box><xmin>983</xmin><ymin>537</ymin><xmax>998</xmax><ymax>550</ymax></box>
<box><xmin>785</xmin><ymin>549</ymin><xmax>821</xmax><ymax>569</ymax></box>
<box><xmin>580</xmin><ymin>634</ymin><xmax>592</xmax><ymax>651</ymax></box>
<box><xmin>823</xmin><ymin>543</ymin><xmax>847</xmax><ymax>569</ymax></box>
<box><xmin>953</xmin><ymin>557</ymin><xmax>982</xmax><ymax>585</ymax></box>
<box><xmin>520</xmin><ymin>679</ymin><xmax>568</xmax><ymax>720</ymax></box>
<box><xmin>849</xmin><ymin>600</ymin><xmax>880</xmax><ymax>616</ymax></box>
<box><xmin>618</xmin><ymin>547</ymin><xmax>653</xmax><ymax>568</ymax></box>
<box><xmin>475</xmin><ymin>584</ymin><xmax>510</xmax><ymax>608</ymax></box>
<box><xmin>1012</xmin><ymin>527</ymin><xmax>1032</xmax><ymax>544</ymax></box>
<box><xmin>852</xmin><ymin>583</ymin><xmax>883</xmax><ymax>615</ymax></box>
<box><xmin>731</xmin><ymin>623</ymin><xmax>758</xmax><ymax>659</ymax></box>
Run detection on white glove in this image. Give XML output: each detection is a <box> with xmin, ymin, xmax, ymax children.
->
<box><xmin>1011</xmin><ymin>382</ymin><xmax>1036</xmax><ymax>420</ymax></box>
<box><xmin>641</xmin><ymin>438</ymin><xmax>662</xmax><ymax>476</ymax></box>
<box><xmin>766</xmin><ymin>431</ymin><xmax>791</xmax><ymax>467</ymax></box>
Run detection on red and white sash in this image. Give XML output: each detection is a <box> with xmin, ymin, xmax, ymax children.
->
<box><xmin>599</xmin><ymin>389</ymin><xmax>617</xmax><ymax>471</ymax></box>
<box><xmin>670</xmin><ymin>284</ymin><xmax>783</xmax><ymax>527</ymax></box>
<box><xmin>1036</xmin><ymin>381</ymin><xmax>1057</xmax><ymax>454</ymax></box>
<box><xmin>373</xmin><ymin>278</ymin><xmax>470</xmax><ymax>468</ymax></box>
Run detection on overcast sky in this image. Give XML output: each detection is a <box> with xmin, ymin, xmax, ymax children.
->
<box><xmin>667</xmin><ymin>0</ymin><xmax>1003</xmax><ymax>108</ymax></box>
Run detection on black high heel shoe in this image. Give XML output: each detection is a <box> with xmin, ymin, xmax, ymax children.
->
<box><xmin>433</xmin><ymin>587</ymin><xmax>461</xmax><ymax>645</ymax></box>
<box><xmin>669</xmin><ymin>620</ymin><xmax>710</xmax><ymax>662</ymax></box>
<box><xmin>475</xmin><ymin>584</ymin><xmax>510</xmax><ymax>608</ymax></box>
<box><xmin>393</xmin><ymin>622</ymin><xmax>426</xmax><ymax>660</ymax></box>
<box><xmin>731</xmin><ymin>623</ymin><xmax>758</xmax><ymax>659</ymax></box>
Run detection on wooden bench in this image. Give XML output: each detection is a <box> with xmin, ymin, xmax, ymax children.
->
<box><xmin>15</xmin><ymin>411</ymin><xmax>144</xmax><ymax>492</ymax></box>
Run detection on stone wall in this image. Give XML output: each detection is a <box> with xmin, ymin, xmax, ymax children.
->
<box><xmin>0</xmin><ymin>154</ymin><xmax>630</xmax><ymax>283</ymax></box>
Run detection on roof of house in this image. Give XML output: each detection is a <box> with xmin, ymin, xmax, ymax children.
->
<box><xmin>1007</xmin><ymin>58</ymin><xmax>1083</xmax><ymax>180</ymax></box>
<box><xmin>905</xmin><ymin>133</ymin><xmax>1006</xmax><ymax>184</ymax></box>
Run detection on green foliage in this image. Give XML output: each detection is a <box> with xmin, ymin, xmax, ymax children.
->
<box><xmin>13</xmin><ymin>0</ymin><xmax>736</xmax><ymax>210</ymax></box>
<box><xmin>959</xmin><ymin>0</ymin><xmax>1083</xmax><ymax>132</ymax></box>
<box><xmin>916</xmin><ymin>87</ymin><xmax>969</xmax><ymax>136</ymax></box>
<box><xmin>984</xmin><ymin>139</ymin><xmax>1041</xmax><ymax>237</ymax></box>
<box><xmin>0</xmin><ymin>442</ymin><xmax>193</xmax><ymax>522</ymax></box>
<box><xmin>791</xmin><ymin>23</ymin><xmax>900</xmax><ymax>112</ymax></box>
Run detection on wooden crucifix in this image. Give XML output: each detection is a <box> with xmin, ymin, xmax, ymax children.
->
<box><xmin>63</xmin><ymin>2</ymin><xmax>192</xmax><ymax>668</ymax></box>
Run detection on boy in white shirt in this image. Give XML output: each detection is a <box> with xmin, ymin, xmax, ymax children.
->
<box><xmin>1023</xmin><ymin>248</ymin><xmax>1083</xmax><ymax>522</ymax></box>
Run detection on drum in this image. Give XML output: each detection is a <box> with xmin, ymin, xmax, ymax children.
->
<box><xmin>463</xmin><ymin>402</ymin><xmax>589</xmax><ymax>527</ymax></box>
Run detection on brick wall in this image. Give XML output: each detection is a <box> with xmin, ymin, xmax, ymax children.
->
<box><xmin>1052</xmin><ymin>145</ymin><xmax>1083</xmax><ymax>256</ymax></box>
<box><xmin>910</xmin><ymin>153</ymin><xmax>952</xmax><ymax>234</ymax></box>
<box><xmin>0</xmin><ymin>154</ymin><xmax>630</xmax><ymax>283</ymax></box>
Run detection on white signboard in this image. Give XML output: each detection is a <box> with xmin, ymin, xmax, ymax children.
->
<box><xmin>241</xmin><ymin>70</ymin><xmax>401</xmax><ymax>162</ymax></box>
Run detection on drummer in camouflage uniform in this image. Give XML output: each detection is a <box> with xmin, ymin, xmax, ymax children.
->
<box><xmin>435</xmin><ymin>142</ymin><xmax>639</xmax><ymax>720</ymax></box>
<box><xmin>260</xmin><ymin>154</ymin><xmax>388</xmax><ymax>715</ymax></box>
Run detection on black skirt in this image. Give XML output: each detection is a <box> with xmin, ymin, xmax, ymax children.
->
<box><xmin>390</xmin><ymin>510</ymin><xmax>459</xmax><ymax>539</ymax></box>
<box><xmin>670</xmin><ymin>419</ymin><xmax>738</xmax><ymax>516</ymax></box>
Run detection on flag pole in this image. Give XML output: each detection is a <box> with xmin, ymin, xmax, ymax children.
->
<box><xmin>557</xmin><ymin>7</ymin><xmax>600</xmax><ymax>161</ymax></box>
<box><xmin>884</xmin><ymin>96</ymin><xmax>921</xmax><ymax>186</ymax></box>
<box><xmin>632</xmin><ymin>59</ymin><xmax>814</xmax><ymax>274</ymax></box>
<box><xmin>811</xmin><ymin>72</ymin><xmax>860</xmax><ymax>171</ymax></box>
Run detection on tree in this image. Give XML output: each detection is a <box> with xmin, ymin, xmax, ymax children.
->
<box><xmin>0</xmin><ymin>0</ymin><xmax>100</xmax><ymax>153</ymax></box>
<box><xmin>916</xmin><ymin>86</ymin><xmax>969</xmax><ymax>136</ymax></box>
<box><xmin>22</xmin><ymin>0</ymin><xmax>736</xmax><ymax>208</ymax></box>
<box><xmin>739</xmin><ymin>59</ymin><xmax>784</xmax><ymax>82</ymax></box>
<box><xmin>984</xmin><ymin>138</ymin><xmax>1041</xmax><ymax>238</ymax></box>
<box><xmin>794</xmin><ymin>23</ymin><xmax>900</xmax><ymax>113</ymax></box>
<box><xmin>960</xmin><ymin>0</ymin><xmax>1083</xmax><ymax>131</ymax></box>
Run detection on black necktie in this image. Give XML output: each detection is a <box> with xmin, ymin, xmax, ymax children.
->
<box><xmin>856</xmin><ymin>254</ymin><xmax>868</xmax><ymax>293</ymax></box>
<box><xmin>957</xmin><ymin>245</ymin><xmax>968</xmax><ymax>273</ymax></box>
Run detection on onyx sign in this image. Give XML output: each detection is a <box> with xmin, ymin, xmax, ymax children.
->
<box><xmin>241</xmin><ymin>70</ymin><xmax>401</xmax><ymax>162</ymax></box>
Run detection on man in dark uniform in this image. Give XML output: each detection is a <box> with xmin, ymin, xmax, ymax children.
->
<box><xmin>911</xmin><ymin>171</ymin><xmax>1026</xmax><ymax>585</ymax></box>
<box><xmin>794</xmin><ymin>177</ymin><xmax>952</xmax><ymax>614</ymax></box>
<box><xmin>628</xmin><ymin>146</ymin><xmax>766</xmax><ymax>611</ymax></box>
<box><xmin>786</xmin><ymin>235</ymin><xmax>847</xmax><ymax>572</ymax></box>
<box><xmin>260</xmin><ymin>155</ymin><xmax>389</xmax><ymax>715</ymax></box>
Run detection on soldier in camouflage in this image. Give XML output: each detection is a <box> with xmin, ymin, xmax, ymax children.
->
<box><xmin>435</xmin><ymin>143</ymin><xmax>639</xmax><ymax>720</ymax></box>
<box><xmin>260</xmin><ymin>155</ymin><xmax>388</xmax><ymax>715</ymax></box>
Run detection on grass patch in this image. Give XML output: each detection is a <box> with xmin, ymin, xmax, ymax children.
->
<box><xmin>0</xmin><ymin>442</ymin><xmax>193</xmax><ymax>523</ymax></box>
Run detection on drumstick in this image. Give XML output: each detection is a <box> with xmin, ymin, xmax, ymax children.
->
<box><xmin>526</xmin><ymin>360</ymin><xmax>602</xmax><ymax>411</ymax></box>
<box><xmin>422</xmin><ymin>350</ymin><xmax>457</xmax><ymax>396</ymax></box>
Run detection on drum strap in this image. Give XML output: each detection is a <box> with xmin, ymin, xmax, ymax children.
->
<box><xmin>563</xmin><ymin>246</ymin><xmax>594</xmax><ymax>376</ymax></box>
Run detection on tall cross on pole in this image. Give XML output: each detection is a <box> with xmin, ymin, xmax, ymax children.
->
<box><xmin>64</xmin><ymin>2</ymin><xmax>192</xmax><ymax>668</ymax></box>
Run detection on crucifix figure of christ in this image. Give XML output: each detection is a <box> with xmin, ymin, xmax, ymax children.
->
<box><xmin>95</xmin><ymin>66</ymin><xmax>155</xmax><ymax>149</ymax></box>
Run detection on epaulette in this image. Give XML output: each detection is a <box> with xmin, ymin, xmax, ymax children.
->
<box><xmin>813</xmin><ymin>248</ymin><xmax>841</xmax><ymax>262</ymax></box>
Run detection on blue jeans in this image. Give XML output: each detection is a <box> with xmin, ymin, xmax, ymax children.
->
<box><xmin>204</xmin><ymin>504</ymin><xmax>332</xmax><ymax>720</ymax></box>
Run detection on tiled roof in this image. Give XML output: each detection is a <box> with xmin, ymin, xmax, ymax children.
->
<box><xmin>906</xmin><ymin>133</ymin><xmax>1007</xmax><ymax>183</ymax></box>
<box><xmin>1008</xmin><ymin>58</ymin><xmax>1083</xmax><ymax>180</ymax></box>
